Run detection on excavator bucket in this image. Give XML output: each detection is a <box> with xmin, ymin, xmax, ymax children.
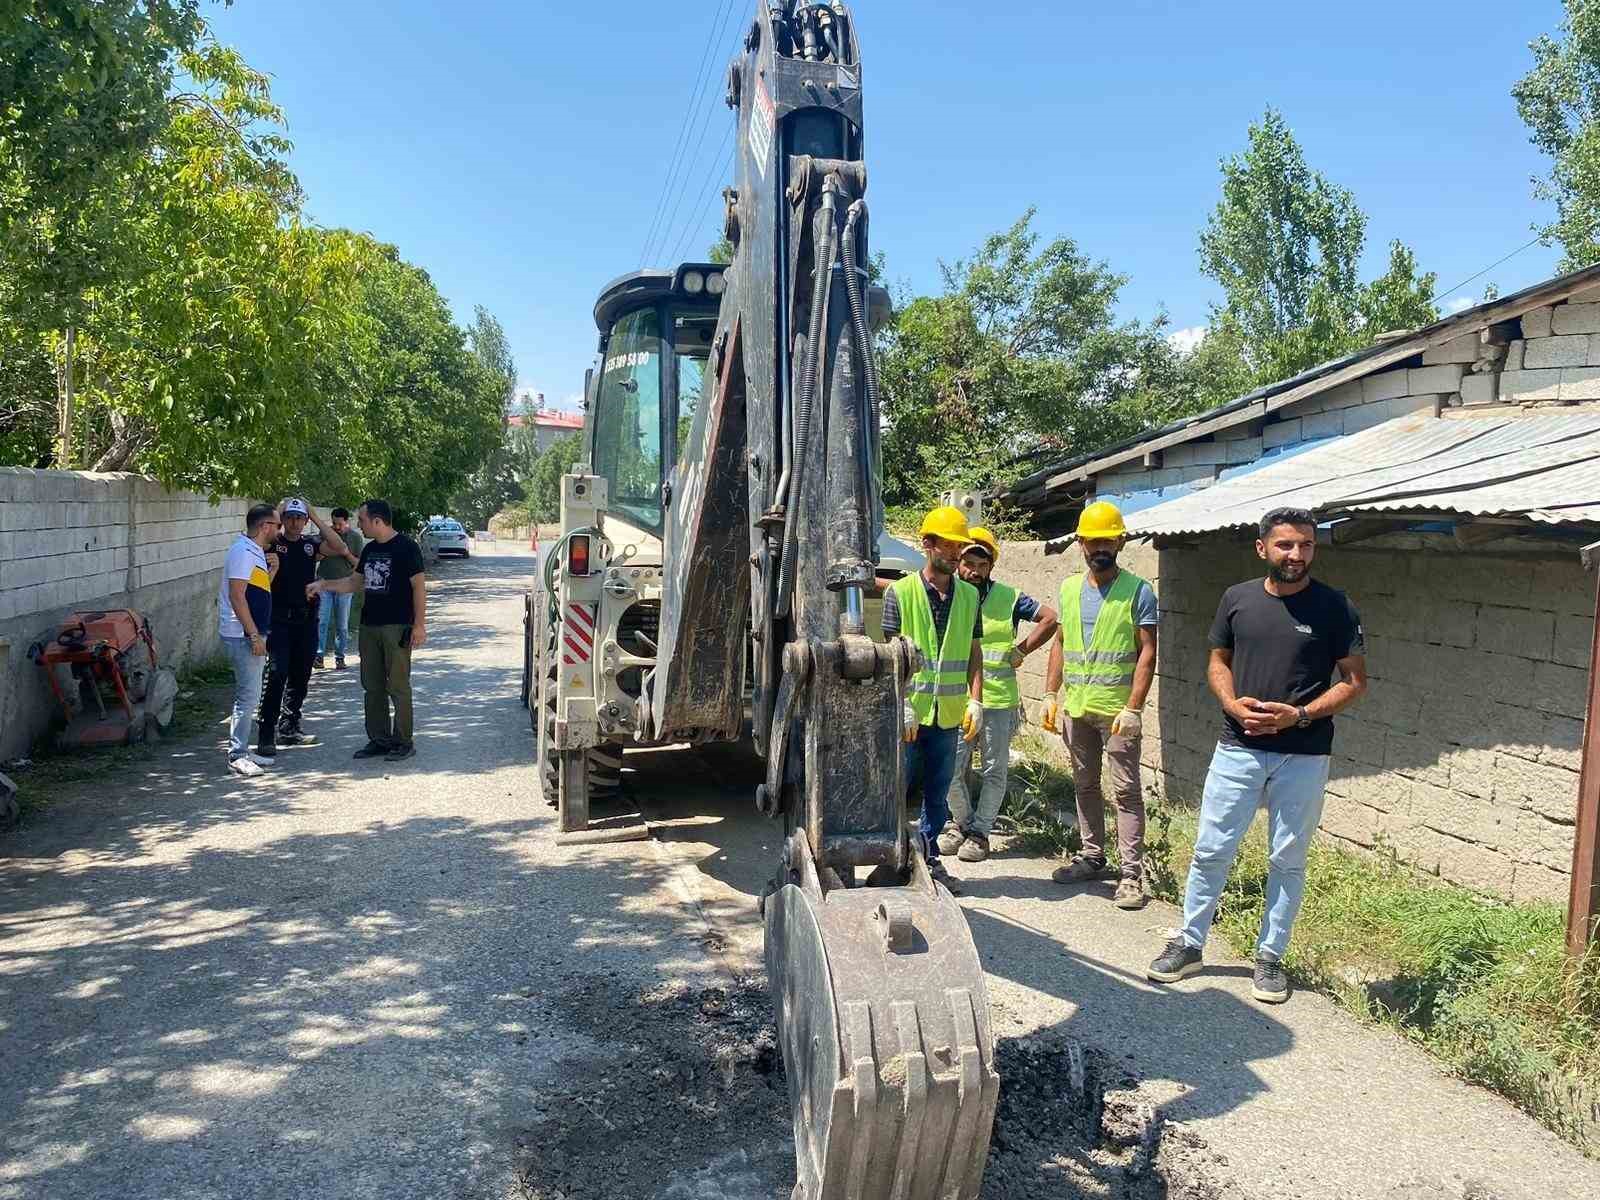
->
<box><xmin>767</xmin><ymin>834</ymin><xmax>1000</xmax><ymax>1200</ymax></box>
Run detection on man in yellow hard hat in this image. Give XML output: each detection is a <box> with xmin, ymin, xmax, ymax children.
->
<box><xmin>883</xmin><ymin>504</ymin><xmax>985</xmax><ymax>892</ymax></box>
<box><xmin>1041</xmin><ymin>500</ymin><xmax>1159</xmax><ymax>909</ymax></box>
<box><xmin>938</xmin><ymin>526</ymin><xmax>1059</xmax><ymax>863</ymax></box>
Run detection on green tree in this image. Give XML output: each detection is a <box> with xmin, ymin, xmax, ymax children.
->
<box><xmin>1516</xmin><ymin>0</ymin><xmax>1600</xmax><ymax>267</ymax></box>
<box><xmin>449</xmin><ymin>308</ymin><xmax>523</xmax><ymax>528</ymax></box>
<box><xmin>877</xmin><ymin>210</ymin><xmax>1181</xmax><ymax>514</ymax></box>
<box><xmin>708</xmin><ymin>237</ymin><xmax>733</xmax><ymax>265</ymax></box>
<box><xmin>520</xmin><ymin>432</ymin><xmax>585</xmax><ymax>524</ymax></box>
<box><xmin>1195</xmin><ymin>109</ymin><xmax>1437</xmax><ymax>401</ymax></box>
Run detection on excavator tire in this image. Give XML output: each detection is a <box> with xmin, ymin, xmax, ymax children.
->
<box><xmin>534</xmin><ymin>595</ymin><xmax>622</xmax><ymax>818</ymax></box>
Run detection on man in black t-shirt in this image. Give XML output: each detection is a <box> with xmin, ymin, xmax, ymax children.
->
<box><xmin>1148</xmin><ymin>506</ymin><xmax>1368</xmax><ymax>1004</ymax></box>
<box><xmin>257</xmin><ymin>498</ymin><xmax>349</xmax><ymax>755</ymax></box>
<box><xmin>309</xmin><ymin>498</ymin><xmax>427</xmax><ymax>762</ymax></box>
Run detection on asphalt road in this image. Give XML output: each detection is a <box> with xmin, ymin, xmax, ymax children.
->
<box><xmin>6</xmin><ymin>544</ymin><xmax>1600</xmax><ymax>1200</ymax></box>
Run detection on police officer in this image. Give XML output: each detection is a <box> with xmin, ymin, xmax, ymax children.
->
<box><xmin>257</xmin><ymin>498</ymin><xmax>348</xmax><ymax>756</ymax></box>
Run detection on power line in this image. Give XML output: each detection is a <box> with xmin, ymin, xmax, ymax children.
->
<box><xmin>665</xmin><ymin>126</ymin><xmax>737</xmax><ymax>265</ymax></box>
<box><xmin>1430</xmin><ymin>234</ymin><xmax>1547</xmax><ymax>307</ymax></box>
<box><xmin>637</xmin><ymin>0</ymin><xmax>738</xmax><ymax>268</ymax></box>
<box><xmin>645</xmin><ymin>0</ymin><xmax>741</xmax><ymax>266</ymax></box>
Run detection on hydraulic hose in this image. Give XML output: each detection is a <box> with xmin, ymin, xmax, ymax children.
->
<box><xmin>776</xmin><ymin>181</ymin><xmax>839</xmax><ymax>617</ymax></box>
<box><xmin>841</xmin><ymin>199</ymin><xmax>882</xmax><ymax>545</ymax></box>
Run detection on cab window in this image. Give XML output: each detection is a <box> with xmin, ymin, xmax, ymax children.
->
<box><xmin>593</xmin><ymin>307</ymin><xmax>664</xmax><ymax>529</ymax></box>
<box><xmin>674</xmin><ymin>311</ymin><xmax>715</xmax><ymax>460</ymax></box>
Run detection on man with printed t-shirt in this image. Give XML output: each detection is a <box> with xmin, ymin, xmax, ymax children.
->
<box><xmin>309</xmin><ymin>498</ymin><xmax>427</xmax><ymax>763</ymax></box>
<box><xmin>219</xmin><ymin>503</ymin><xmax>280</xmax><ymax>778</ymax></box>
<box><xmin>1148</xmin><ymin>506</ymin><xmax>1368</xmax><ymax>1004</ymax></box>
<box><xmin>257</xmin><ymin>497</ymin><xmax>348</xmax><ymax>757</ymax></box>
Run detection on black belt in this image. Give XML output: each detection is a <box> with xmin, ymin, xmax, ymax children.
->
<box><xmin>275</xmin><ymin>605</ymin><xmax>315</xmax><ymax>624</ymax></box>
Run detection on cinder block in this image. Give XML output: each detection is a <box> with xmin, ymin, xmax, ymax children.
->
<box><xmin>1552</xmin><ymin>302</ymin><xmax>1600</xmax><ymax>335</ymax></box>
<box><xmin>1531</xmin><ymin>659</ymin><xmax>1588</xmax><ymax>718</ymax></box>
<box><xmin>1387</xmin><ymin>394</ymin><xmax>1441</xmax><ymax>418</ymax></box>
<box><xmin>1498</xmin><ymin>365</ymin><xmax>1553</xmax><ymax>404</ymax></box>
<box><xmin>1263</xmin><ymin>418</ymin><xmax>1302</xmax><ymax>448</ymax></box>
<box><xmin>1383</xmin><ymin>728</ymin><xmax>1452</xmax><ymax>786</ymax></box>
<box><xmin>1504</xmin><ymin>339</ymin><xmax>1525</xmax><ymax>372</ymax></box>
<box><xmin>1495</xmin><ymin>754</ymin><xmax>1580</xmax><ymax>822</ymax></box>
<box><xmin>1420</xmin><ymin>597</ymin><xmax>1479</xmax><ymax>646</ymax></box>
<box><xmin>1422</xmin><ymin>333</ymin><xmax>1481</xmax><ymax>364</ymax></box>
<box><xmin>1408</xmin><ymin>364</ymin><xmax>1467</xmax><ymax>394</ymax></box>
<box><xmin>1552</xmin><ymin>612</ymin><xmax>1592</xmax><ymax>669</ymax></box>
<box><xmin>1542</xmin><ymin>713</ymin><xmax>1585</xmax><ymax>771</ymax></box>
<box><xmin>1303</xmin><ymin>410</ymin><xmax>1343</xmax><ymax>439</ymax></box>
<box><xmin>1523</xmin><ymin>335</ymin><xmax>1591</xmax><ymax>369</ymax></box>
<box><xmin>1459</xmin><ymin>374</ymin><xmax>1499</xmax><ymax>405</ymax></box>
<box><xmin>1514</xmin><ymin>807</ymin><xmax>1577</xmax><ymax>871</ymax></box>
<box><xmin>1362</xmin><ymin>369</ymin><xmax>1410</xmax><ymax>403</ymax></box>
<box><xmin>1511</xmin><ymin>862</ymin><xmax>1572</xmax><ymax>904</ymax></box>
<box><xmin>1223</xmin><ymin>437</ymin><xmax>1262</xmax><ymax>464</ymax></box>
<box><xmin>1475</xmin><ymin>604</ymin><xmax>1555</xmax><ymax>660</ymax></box>
<box><xmin>1443</xmin><ymin>745</ymin><xmax>1496</xmax><ymax>799</ymax></box>
<box><xmin>1320</xmin><ymin>381</ymin><xmax>1366</xmax><ymax>411</ymax></box>
<box><xmin>1435</xmin><ymin>833</ymin><xmax>1516</xmax><ymax>895</ymax></box>
<box><xmin>1345</xmin><ymin>770</ymin><xmax>1411</xmax><ymax>813</ymax></box>
<box><xmin>1560</xmin><ymin>366</ymin><xmax>1600</xmax><ymax>401</ymax></box>
<box><xmin>1319</xmin><ymin>795</ymin><xmax>1378</xmax><ymax>847</ymax></box>
<box><xmin>1343</xmin><ymin>402</ymin><xmax>1389</xmax><ymax>435</ymax></box>
<box><xmin>1522</xmin><ymin>306</ymin><xmax>1554</xmax><ymax>338</ymax></box>
<box><xmin>1413</xmin><ymin>781</ymin><xmax>1512</xmax><ymax>848</ymax></box>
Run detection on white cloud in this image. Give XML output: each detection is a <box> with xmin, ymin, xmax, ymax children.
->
<box><xmin>1166</xmin><ymin>325</ymin><xmax>1207</xmax><ymax>355</ymax></box>
<box><xmin>1446</xmin><ymin>296</ymin><xmax>1476</xmax><ymax>314</ymax></box>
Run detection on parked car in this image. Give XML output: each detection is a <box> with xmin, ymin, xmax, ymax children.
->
<box><xmin>422</xmin><ymin>517</ymin><xmax>471</xmax><ymax>558</ymax></box>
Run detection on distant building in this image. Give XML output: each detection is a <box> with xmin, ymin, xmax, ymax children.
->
<box><xmin>508</xmin><ymin>408</ymin><xmax>585</xmax><ymax>455</ymax></box>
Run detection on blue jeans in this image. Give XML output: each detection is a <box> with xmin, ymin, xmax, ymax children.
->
<box><xmin>222</xmin><ymin>635</ymin><xmax>265</xmax><ymax>760</ymax></box>
<box><xmin>317</xmin><ymin>591</ymin><xmax>353</xmax><ymax>657</ymax></box>
<box><xmin>1180</xmin><ymin>743</ymin><xmax>1331</xmax><ymax>959</ymax></box>
<box><xmin>948</xmin><ymin>705</ymin><xmax>1016</xmax><ymax>836</ymax></box>
<box><xmin>905</xmin><ymin>724</ymin><xmax>960</xmax><ymax>862</ymax></box>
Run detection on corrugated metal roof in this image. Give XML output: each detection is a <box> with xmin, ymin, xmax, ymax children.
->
<box><xmin>1125</xmin><ymin>411</ymin><xmax>1600</xmax><ymax>538</ymax></box>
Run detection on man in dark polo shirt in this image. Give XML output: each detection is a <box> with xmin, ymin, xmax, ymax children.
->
<box><xmin>1147</xmin><ymin>506</ymin><xmax>1368</xmax><ymax>1004</ymax></box>
<box><xmin>257</xmin><ymin>498</ymin><xmax>347</xmax><ymax>756</ymax></box>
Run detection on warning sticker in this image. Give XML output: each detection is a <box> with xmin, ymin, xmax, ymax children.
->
<box><xmin>749</xmin><ymin>73</ymin><xmax>774</xmax><ymax>179</ymax></box>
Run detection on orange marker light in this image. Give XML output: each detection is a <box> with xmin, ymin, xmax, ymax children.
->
<box><xmin>569</xmin><ymin>535</ymin><xmax>591</xmax><ymax>576</ymax></box>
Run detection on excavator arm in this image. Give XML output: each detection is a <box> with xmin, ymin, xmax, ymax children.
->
<box><xmin>644</xmin><ymin>5</ymin><xmax>1000</xmax><ymax>1197</ymax></box>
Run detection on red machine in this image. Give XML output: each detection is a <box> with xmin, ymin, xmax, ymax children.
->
<box><xmin>29</xmin><ymin>609</ymin><xmax>178</xmax><ymax>748</ymax></box>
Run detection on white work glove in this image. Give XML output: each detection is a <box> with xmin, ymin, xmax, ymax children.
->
<box><xmin>1040</xmin><ymin>695</ymin><xmax>1060</xmax><ymax>734</ymax></box>
<box><xmin>1003</xmin><ymin>644</ymin><xmax>1026</xmax><ymax>669</ymax></box>
<box><xmin>902</xmin><ymin>701</ymin><xmax>919</xmax><ymax>743</ymax></box>
<box><xmin>960</xmin><ymin>698</ymin><xmax>984</xmax><ymax>742</ymax></box>
<box><xmin>1110</xmin><ymin>707</ymin><xmax>1143</xmax><ymax>739</ymax></box>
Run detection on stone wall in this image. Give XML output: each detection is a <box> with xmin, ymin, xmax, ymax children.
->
<box><xmin>0</xmin><ymin>468</ymin><xmax>246</xmax><ymax>760</ymax></box>
<box><xmin>990</xmin><ymin>533</ymin><xmax>1586</xmax><ymax>903</ymax></box>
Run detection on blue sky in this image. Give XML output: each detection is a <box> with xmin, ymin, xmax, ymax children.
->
<box><xmin>209</xmin><ymin>0</ymin><xmax>1568</xmax><ymax>410</ymax></box>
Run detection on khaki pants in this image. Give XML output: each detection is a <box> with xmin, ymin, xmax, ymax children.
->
<box><xmin>359</xmin><ymin>624</ymin><xmax>414</xmax><ymax>748</ymax></box>
<box><xmin>1064</xmin><ymin>711</ymin><xmax>1144</xmax><ymax>880</ymax></box>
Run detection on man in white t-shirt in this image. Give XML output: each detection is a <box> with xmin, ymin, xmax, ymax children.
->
<box><xmin>219</xmin><ymin>504</ymin><xmax>281</xmax><ymax>777</ymax></box>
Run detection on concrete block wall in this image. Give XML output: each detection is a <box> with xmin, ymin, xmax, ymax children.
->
<box><xmin>992</xmin><ymin>533</ymin><xmax>1586</xmax><ymax>902</ymax></box>
<box><xmin>0</xmin><ymin>468</ymin><xmax>247</xmax><ymax>760</ymax></box>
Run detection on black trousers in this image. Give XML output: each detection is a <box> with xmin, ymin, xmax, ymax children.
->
<box><xmin>258</xmin><ymin>613</ymin><xmax>317</xmax><ymax>745</ymax></box>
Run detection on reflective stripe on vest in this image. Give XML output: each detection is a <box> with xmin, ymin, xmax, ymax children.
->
<box><xmin>978</xmin><ymin>581</ymin><xmax>1020</xmax><ymax>710</ymax></box>
<box><xmin>1059</xmin><ymin>570</ymin><xmax>1145</xmax><ymax>718</ymax></box>
<box><xmin>893</xmin><ymin>572</ymin><xmax>979</xmax><ymax>727</ymax></box>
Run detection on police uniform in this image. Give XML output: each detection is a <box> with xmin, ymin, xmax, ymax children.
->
<box><xmin>257</xmin><ymin>531</ymin><xmax>322</xmax><ymax>749</ymax></box>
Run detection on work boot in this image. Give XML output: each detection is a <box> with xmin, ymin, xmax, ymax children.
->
<box><xmin>1114</xmin><ymin>877</ymin><xmax>1148</xmax><ymax>910</ymax></box>
<box><xmin>385</xmin><ymin>742</ymin><xmax>416</xmax><ymax>762</ymax></box>
<box><xmin>1252</xmin><ymin>954</ymin><xmax>1290</xmax><ymax>1004</ymax></box>
<box><xmin>313</xmin><ymin>654</ymin><xmax>326</xmax><ymax>670</ymax></box>
<box><xmin>1147</xmin><ymin>938</ymin><xmax>1203</xmax><ymax>984</ymax></box>
<box><xmin>935</xmin><ymin>822</ymin><xmax>966</xmax><ymax>856</ymax></box>
<box><xmin>255</xmin><ymin>739</ymin><xmax>277</xmax><ymax>759</ymax></box>
<box><xmin>927</xmin><ymin>858</ymin><xmax>961</xmax><ymax>896</ymax></box>
<box><xmin>335</xmin><ymin>656</ymin><xmax>347</xmax><ymax>671</ymax></box>
<box><xmin>353</xmin><ymin>741</ymin><xmax>390</xmax><ymax>759</ymax></box>
<box><xmin>1051</xmin><ymin>855</ymin><xmax>1109</xmax><ymax>885</ymax></box>
<box><xmin>276</xmin><ymin>723</ymin><xmax>303</xmax><ymax>747</ymax></box>
<box><xmin>957</xmin><ymin>831</ymin><xmax>990</xmax><ymax>863</ymax></box>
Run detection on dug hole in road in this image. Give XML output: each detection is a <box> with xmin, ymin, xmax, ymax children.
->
<box><xmin>1</xmin><ymin>546</ymin><xmax>1594</xmax><ymax>1200</ymax></box>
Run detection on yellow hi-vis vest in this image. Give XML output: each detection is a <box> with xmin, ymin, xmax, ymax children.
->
<box><xmin>1059</xmin><ymin>570</ymin><xmax>1145</xmax><ymax>718</ymax></box>
<box><xmin>978</xmin><ymin>581</ymin><xmax>1020</xmax><ymax>710</ymax></box>
<box><xmin>893</xmin><ymin>572</ymin><xmax>979</xmax><ymax>728</ymax></box>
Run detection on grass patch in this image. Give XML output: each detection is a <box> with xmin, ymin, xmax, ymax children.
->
<box><xmin>1004</xmin><ymin>744</ymin><xmax>1600</xmax><ymax>1156</ymax></box>
<box><xmin>5</xmin><ymin>655</ymin><xmax>235</xmax><ymax>819</ymax></box>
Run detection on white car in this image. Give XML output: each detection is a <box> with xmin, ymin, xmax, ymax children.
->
<box><xmin>423</xmin><ymin>517</ymin><xmax>471</xmax><ymax>558</ymax></box>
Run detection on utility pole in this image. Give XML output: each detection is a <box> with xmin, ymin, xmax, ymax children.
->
<box><xmin>1570</xmin><ymin>561</ymin><xmax>1600</xmax><ymax>958</ymax></box>
<box><xmin>57</xmin><ymin>325</ymin><xmax>76</xmax><ymax>469</ymax></box>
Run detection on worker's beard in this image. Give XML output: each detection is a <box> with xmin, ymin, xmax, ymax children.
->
<box><xmin>1268</xmin><ymin>559</ymin><xmax>1308</xmax><ymax>584</ymax></box>
<box><xmin>1087</xmin><ymin>551</ymin><xmax>1117</xmax><ymax>573</ymax></box>
<box><xmin>930</xmin><ymin>551</ymin><xmax>959</xmax><ymax>577</ymax></box>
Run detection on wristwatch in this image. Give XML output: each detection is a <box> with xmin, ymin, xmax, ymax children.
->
<box><xmin>1295</xmin><ymin>706</ymin><xmax>1311</xmax><ymax>728</ymax></box>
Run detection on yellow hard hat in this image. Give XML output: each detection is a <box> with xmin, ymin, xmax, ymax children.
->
<box><xmin>965</xmin><ymin>526</ymin><xmax>999</xmax><ymax>562</ymax></box>
<box><xmin>919</xmin><ymin>504</ymin><xmax>971</xmax><ymax>543</ymax></box>
<box><xmin>1076</xmin><ymin>500</ymin><xmax>1127</xmax><ymax>540</ymax></box>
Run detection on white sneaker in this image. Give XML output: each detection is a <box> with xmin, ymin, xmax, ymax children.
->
<box><xmin>246</xmin><ymin>753</ymin><xmax>275</xmax><ymax>768</ymax></box>
<box><xmin>228</xmin><ymin>757</ymin><xmax>264</xmax><ymax>778</ymax></box>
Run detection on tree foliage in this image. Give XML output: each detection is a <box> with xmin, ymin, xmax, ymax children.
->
<box><xmin>450</xmin><ymin>308</ymin><xmax>523</xmax><ymax>528</ymax></box>
<box><xmin>877</xmin><ymin>210</ymin><xmax>1189</xmax><ymax>514</ymax></box>
<box><xmin>517</xmin><ymin>432</ymin><xmax>584</xmax><ymax>524</ymax></box>
<box><xmin>1193</xmin><ymin>109</ymin><xmax>1437</xmax><ymax>407</ymax></box>
<box><xmin>1516</xmin><ymin>0</ymin><xmax>1600</xmax><ymax>268</ymax></box>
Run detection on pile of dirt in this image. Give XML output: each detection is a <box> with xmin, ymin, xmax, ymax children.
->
<box><xmin>515</xmin><ymin>976</ymin><xmax>1238</xmax><ymax>1200</ymax></box>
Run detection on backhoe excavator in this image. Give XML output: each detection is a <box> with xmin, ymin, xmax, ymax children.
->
<box><xmin>524</xmin><ymin>5</ymin><xmax>999</xmax><ymax>1195</ymax></box>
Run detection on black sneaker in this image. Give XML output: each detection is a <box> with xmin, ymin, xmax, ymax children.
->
<box><xmin>313</xmin><ymin>655</ymin><xmax>325</xmax><ymax>669</ymax></box>
<box><xmin>1147</xmin><ymin>938</ymin><xmax>1203</xmax><ymax>983</ymax></box>
<box><xmin>276</xmin><ymin>729</ymin><xmax>303</xmax><ymax>746</ymax></box>
<box><xmin>385</xmin><ymin>742</ymin><xmax>416</xmax><ymax>762</ymax></box>
<box><xmin>335</xmin><ymin>657</ymin><xmax>346</xmax><ymax>670</ymax></box>
<box><xmin>255</xmin><ymin>741</ymin><xmax>277</xmax><ymax>759</ymax></box>
<box><xmin>927</xmin><ymin>858</ymin><xmax>961</xmax><ymax>896</ymax></box>
<box><xmin>1252</xmin><ymin>954</ymin><xmax>1290</xmax><ymax>1004</ymax></box>
<box><xmin>353</xmin><ymin>741</ymin><xmax>390</xmax><ymax>759</ymax></box>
